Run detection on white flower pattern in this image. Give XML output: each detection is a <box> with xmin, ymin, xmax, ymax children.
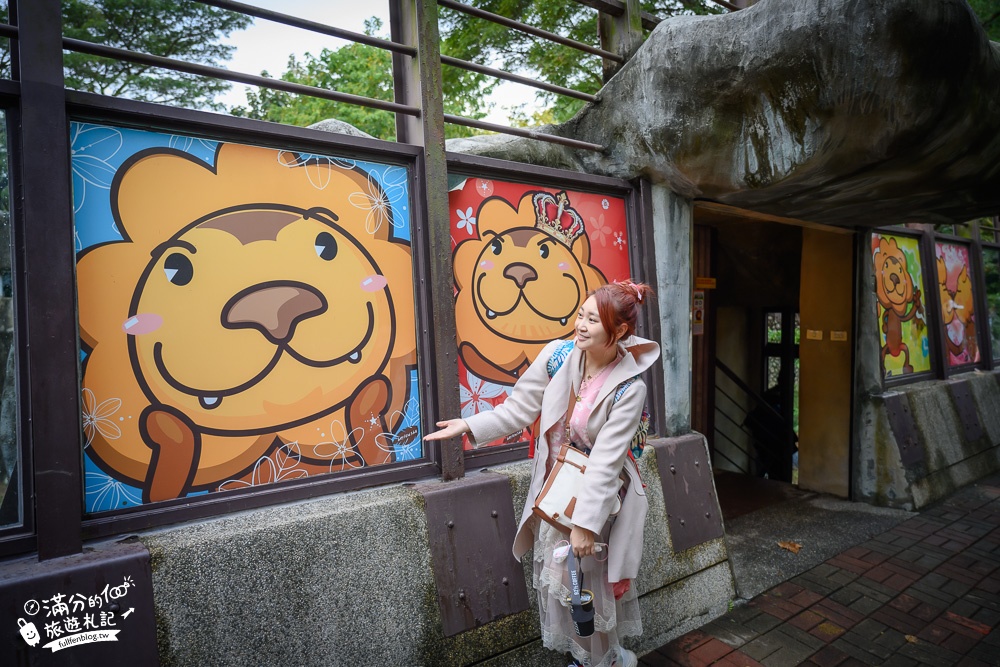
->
<box><xmin>456</xmin><ymin>207</ymin><xmax>476</xmax><ymax>235</ymax></box>
<box><xmin>81</xmin><ymin>388</ymin><xmax>122</xmax><ymax>448</ymax></box>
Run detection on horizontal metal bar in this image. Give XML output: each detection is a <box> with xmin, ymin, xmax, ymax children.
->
<box><xmin>570</xmin><ymin>0</ymin><xmax>662</xmax><ymax>30</ymax></box>
<box><xmin>711</xmin><ymin>0</ymin><xmax>742</xmax><ymax>12</ymax></box>
<box><xmin>0</xmin><ymin>79</ymin><xmax>21</xmax><ymax>99</ymax></box>
<box><xmin>62</xmin><ymin>37</ymin><xmax>421</xmax><ymax>117</ymax></box>
<box><xmin>442</xmin><ymin>114</ymin><xmax>605</xmax><ymax>152</ymax></box>
<box><xmin>193</xmin><ymin>0</ymin><xmax>416</xmax><ymax>57</ymax></box>
<box><xmin>440</xmin><ymin>55</ymin><xmax>597</xmax><ymax>102</ymax></box>
<box><xmin>447</xmin><ymin>151</ymin><xmax>633</xmax><ymax>192</ymax></box>
<box><xmin>82</xmin><ymin>461</ymin><xmax>441</xmax><ymax>540</ymax></box>
<box><xmin>65</xmin><ymin>90</ymin><xmax>423</xmax><ymax>160</ymax></box>
<box><xmin>438</xmin><ymin>0</ymin><xmax>624</xmax><ymax>63</ymax></box>
<box><xmin>0</xmin><ymin>22</ymin><xmax>17</xmax><ymax>39</ymax></box>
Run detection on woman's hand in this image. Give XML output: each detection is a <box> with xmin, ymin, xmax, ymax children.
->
<box><xmin>423</xmin><ymin>419</ymin><xmax>470</xmax><ymax>441</ymax></box>
<box><xmin>570</xmin><ymin>525</ymin><xmax>596</xmax><ymax>558</ymax></box>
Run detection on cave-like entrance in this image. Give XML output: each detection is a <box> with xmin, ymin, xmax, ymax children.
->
<box><xmin>691</xmin><ymin>203</ymin><xmax>856</xmax><ymax>517</ymax></box>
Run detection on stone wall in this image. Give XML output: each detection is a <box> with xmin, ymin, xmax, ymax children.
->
<box><xmin>141</xmin><ymin>435</ymin><xmax>735</xmax><ymax>665</ymax></box>
<box><xmin>854</xmin><ymin>371</ymin><xmax>1000</xmax><ymax>510</ymax></box>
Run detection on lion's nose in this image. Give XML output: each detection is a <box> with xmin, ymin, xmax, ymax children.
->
<box><xmin>890</xmin><ymin>273</ymin><xmax>900</xmax><ymax>287</ymax></box>
<box><xmin>503</xmin><ymin>263</ymin><xmax>538</xmax><ymax>289</ymax></box>
<box><xmin>223</xmin><ymin>282</ymin><xmax>326</xmax><ymax>344</ymax></box>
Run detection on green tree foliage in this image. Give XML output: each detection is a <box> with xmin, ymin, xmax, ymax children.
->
<box><xmin>232</xmin><ymin>18</ymin><xmax>492</xmax><ymax>140</ymax></box>
<box><xmin>0</xmin><ymin>0</ymin><xmax>250</xmax><ymax>110</ymax></box>
<box><xmin>440</xmin><ymin>0</ymin><xmax>723</xmax><ymax>125</ymax></box>
<box><xmin>969</xmin><ymin>0</ymin><xmax>1000</xmax><ymax>40</ymax></box>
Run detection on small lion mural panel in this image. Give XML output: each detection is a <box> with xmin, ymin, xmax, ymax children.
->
<box><xmin>74</xmin><ymin>123</ymin><xmax>420</xmax><ymax>510</ymax></box>
<box><xmin>449</xmin><ymin>177</ymin><xmax>634</xmax><ymax>448</ymax></box>
<box><xmin>935</xmin><ymin>241</ymin><xmax>980</xmax><ymax>366</ymax></box>
<box><xmin>871</xmin><ymin>232</ymin><xmax>931</xmax><ymax>378</ymax></box>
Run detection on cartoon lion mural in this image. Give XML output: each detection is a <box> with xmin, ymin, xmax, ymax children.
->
<box><xmin>937</xmin><ymin>256</ymin><xmax>978</xmax><ymax>362</ymax></box>
<box><xmin>78</xmin><ymin>143</ymin><xmax>417</xmax><ymax>503</ymax></box>
<box><xmin>873</xmin><ymin>236</ymin><xmax>923</xmax><ymax>374</ymax></box>
<box><xmin>453</xmin><ymin>190</ymin><xmax>606</xmax><ymax>385</ymax></box>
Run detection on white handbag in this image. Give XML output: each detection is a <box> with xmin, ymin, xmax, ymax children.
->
<box><xmin>532</xmin><ymin>442</ymin><xmax>624</xmax><ymax>533</ymax></box>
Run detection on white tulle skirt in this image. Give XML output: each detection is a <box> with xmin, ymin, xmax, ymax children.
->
<box><xmin>531</xmin><ymin>518</ymin><xmax>642</xmax><ymax>667</ymax></box>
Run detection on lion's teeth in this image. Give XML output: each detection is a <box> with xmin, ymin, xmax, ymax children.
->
<box><xmin>487</xmin><ymin>309</ymin><xmax>496</xmax><ymax>319</ymax></box>
<box><xmin>349</xmin><ymin>351</ymin><xmax>361</xmax><ymax>363</ymax></box>
<box><xmin>201</xmin><ymin>396</ymin><xmax>221</xmax><ymax>409</ymax></box>
<box><xmin>560</xmin><ymin>317</ymin><xmax>567</xmax><ymax>325</ymax></box>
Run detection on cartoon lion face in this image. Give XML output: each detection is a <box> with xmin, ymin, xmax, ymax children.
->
<box><xmin>78</xmin><ymin>143</ymin><xmax>415</xmax><ymax>489</ymax></box>
<box><xmin>874</xmin><ymin>237</ymin><xmax>914</xmax><ymax>317</ymax></box>
<box><xmin>454</xmin><ymin>192</ymin><xmax>606</xmax><ymax>385</ymax></box>
<box><xmin>938</xmin><ymin>257</ymin><xmax>975</xmax><ymax>325</ymax></box>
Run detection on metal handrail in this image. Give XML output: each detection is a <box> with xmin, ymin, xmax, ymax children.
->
<box><xmin>440</xmin><ymin>55</ymin><xmax>598</xmax><ymax>103</ymax></box>
<box><xmin>193</xmin><ymin>0</ymin><xmax>416</xmax><ymax>57</ymax></box>
<box><xmin>443</xmin><ymin>114</ymin><xmax>605</xmax><ymax>151</ymax></box>
<box><xmin>711</xmin><ymin>430</ymin><xmax>750</xmax><ymax>474</ymax></box>
<box><xmin>716</xmin><ymin>359</ymin><xmax>795</xmax><ymax>440</ymax></box>
<box><xmin>62</xmin><ymin>37</ymin><xmax>421</xmax><ymax>117</ymax></box>
<box><xmin>0</xmin><ymin>23</ymin><xmax>17</xmax><ymax>39</ymax></box>
<box><xmin>438</xmin><ymin>0</ymin><xmax>624</xmax><ymax>63</ymax></box>
<box><xmin>571</xmin><ymin>0</ymin><xmax>663</xmax><ymax>30</ymax></box>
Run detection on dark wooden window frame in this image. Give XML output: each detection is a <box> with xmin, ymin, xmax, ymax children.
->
<box><xmin>446</xmin><ymin>153</ymin><xmax>663</xmax><ymax>467</ymax></box>
<box><xmin>65</xmin><ymin>94</ymin><xmax>451</xmax><ymax>541</ymax></box>
<box><xmin>874</xmin><ymin>227</ymin><xmax>942</xmax><ymax>389</ymax></box>
<box><xmin>929</xmin><ymin>232</ymin><xmax>987</xmax><ymax>377</ymax></box>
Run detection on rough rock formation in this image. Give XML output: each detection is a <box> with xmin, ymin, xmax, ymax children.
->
<box><xmin>449</xmin><ymin>0</ymin><xmax>1000</xmax><ymax>226</ymax></box>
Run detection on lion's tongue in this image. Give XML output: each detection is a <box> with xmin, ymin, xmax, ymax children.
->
<box><xmin>200</xmin><ymin>396</ymin><xmax>222</xmax><ymax>409</ymax></box>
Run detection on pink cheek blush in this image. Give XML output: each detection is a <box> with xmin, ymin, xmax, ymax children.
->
<box><xmin>361</xmin><ymin>275</ymin><xmax>388</xmax><ymax>292</ymax></box>
<box><xmin>558</xmin><ymin>262</ymin><xmax>570</xmax><ymax>270</ymax></box>
<box><xmin>122</xmin><ymin>313</ymin><xmax>163</xmax><ymax>335</ymax></box>
<box><xmin>480</xmin><ymin>260</ymin><xmax>494</xmax><ymax>270</ymax></box>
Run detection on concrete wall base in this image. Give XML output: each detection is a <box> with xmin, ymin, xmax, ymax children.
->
<box><xmin>140</xmin><ymin>434</ymin><xmax>735</xmax><ymax>665</ymax></box>
<box><xmin>855</xmin><ymin>370</ymin><xmax>1000</xmax><ymax>510</ymax></box>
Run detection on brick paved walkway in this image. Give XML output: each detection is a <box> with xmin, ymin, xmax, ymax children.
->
<box><xmin>642</xmin><ymin>475</ymin><xmax>1000</xmax><ymax>667</ymax></box>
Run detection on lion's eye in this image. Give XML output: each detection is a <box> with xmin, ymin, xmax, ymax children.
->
<box><xmin>315</xmin><ymin>232</ymin><xmax>338</xmax><ymax>261</ymax></box>
<box><xmin>539</xmin><ymin>244</ymin><xmax>550</xmax><ymax>259</ymax></box>
<box><xmin>490</xmin><ymin>239</ymin><xmax>502</xmax><ymax>256</ymax></box>
<box><xmin>163</xmin><ymin>253</ymin><xmax>193</xmax><ymax>286</ymax></box>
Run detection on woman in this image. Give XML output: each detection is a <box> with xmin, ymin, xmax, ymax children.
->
<box><xmin>426</xmin><ymin>281</ymin><xmax>659</xmax><ymax>667</ymax></box>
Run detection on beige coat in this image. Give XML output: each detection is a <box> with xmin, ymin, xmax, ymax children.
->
<box><xmin>465</xmin><ymin>335</ymin><xmax>660</xmax><ymax>582</ymax></box>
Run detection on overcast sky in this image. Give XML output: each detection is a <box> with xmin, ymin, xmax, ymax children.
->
<box><xmin>218</xmin><ymin>0</ymin><xmax>538</xmax><ymax>124</ymax></box>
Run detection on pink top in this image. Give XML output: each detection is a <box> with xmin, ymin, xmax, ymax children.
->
<box><xmin>545</xmin><ymin>356</ymin><xmax>622</xmax><ymax>473</ymax></box>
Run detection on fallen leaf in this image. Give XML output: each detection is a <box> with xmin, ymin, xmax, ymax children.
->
<box><xmin>778</xmin><ymin>540</ymin><xmax>802</xmax><ymax>554</ymax></box>
<box><xmin>905</xmin><ymin>635</ymin><xmax>918</xmax><ymax>644</ymax></box>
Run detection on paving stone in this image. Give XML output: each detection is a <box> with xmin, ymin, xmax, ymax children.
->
<box><xmin>714</xmin><ymin>651</ymin><xmax>765</xmax><ymax>667</ymax></box>
<box><xmin>702</xmin><ymin>615</ymin><xmax>763</xmax><ymax>648</ymax></box>
<box><xmin>788</xmin><ymin>610</ymin><xmax>825</xmax><ymax>633</ymax></box>
<box><xmin>896</xmin><ymin>637</ymin><xmax>964</xmax><ymax>666</ymax></box>
<box><xmin>807</xmin><ymin>645</ymin><xmax>850</xmax><ymax>667</ymax></box>
<box><xmin>688</xmin><ymin>637</ymin><xmax>735</xmax><ymax>664</ymax></box>
<box><xmin>972</xmin><ymin>605</ymin><xmax>1000</xmax><ymax>629</ymax></box>
<box><xmin>940</xmin><ymin>628</ymin><xmax>980</xmax><ymax>654</ymax></box>
<box><xmin>967</xmin><ymin>641</ymin><xmax>1000</xmax><ymax>664</ymax></box>
<box><xmin>812</xmin><ymin>598</ymin><xmax>864</xmax><ymax>630</ymax></box>
<box><xmin>871</xmin><ymin>604</ymin><xmax>928</xmax><ymax>635</ymax></box>
<box><xmin>848</xmin><ymin>619</ymin><xmax>889</xmax><ymax>642</ymax></box>
<box><xmin>942</xmin><ymin>611</ymin><xmax>993</xmax><ymax>637</ymax></box>
<box><xmin>955</xmin><ymin>656</ymin><xmax>994</xmax><ymax>667</ymax></box>
<box><xmin>776</xmin><ymin>624</ymin><xmax>826</xmax><ymax>652</ymax></box>
<box><xmin>917</xmin><ymin>619</ymin><xmax>955</xmax><ymax>644</ymax></box>
<box><xmin>880</xmin><ymin>654</ymin><xmax>919</xmax><ymax>667</ymax></box>
<box><xmin>744</xmin><ymin>611</ymin><xmax>783</xmax><ymax>635</ymax></box>
<box><xmin>829</xmin><ymin>636</ymin><xmax>884</xmax><ymax>666</ymax></box>
<box><xmin>741</xmin><ymin>631</ymin><xmax>788</xmax><ymax>662</ymax></box>
<box><xmin>845</xmin><ymin>595</ymin><xmax>884</xmax><ymax>617</ymax></box>
<box><xmin>808</xmin><ymin>621</ymin><xmax>847</xmax><ymax>644</ymax></box>
<box><xmin>791</xmin><ymin>573</ymin><xmax>842</xmax><ymax>597</ymax></box>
